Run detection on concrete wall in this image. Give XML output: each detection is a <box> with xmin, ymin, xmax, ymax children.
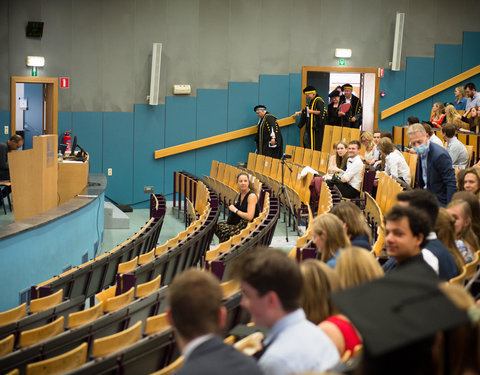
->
<box><xmin>2</xmin><ymin>0</ymin><xmax>480</xmax><ymax>112</ymax></box>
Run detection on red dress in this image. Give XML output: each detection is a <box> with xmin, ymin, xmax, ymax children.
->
<box><xmin>324</xmin><ymin>315</ymin><xmax>362</xmax><ymax>354</ymax></box>
<box><xmin>430</xmin><ymin>113</ymin><xmax>446</xmax><ymax>128</ymax></box>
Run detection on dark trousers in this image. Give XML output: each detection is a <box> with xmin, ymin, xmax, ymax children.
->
<box><xmin>327</xmin><ymin>179</ymin><xmax>360</xmax><ymax>198</ymax></box>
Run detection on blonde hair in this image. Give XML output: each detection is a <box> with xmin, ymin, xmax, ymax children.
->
<box><xmin>300</xmin><ymin>259</ymin><xmax>340</xmax><ymax>324</ymax></box>
<box><xmin>433</xmin><ymin>101</ymin><xmax>445</xmax><ymax>116</ymax></box>
<box><xmin>335</xmin><ymin>247</ymin><xmax>384</xmax><ymax>289</ymax></box>
<box><xmin>455</xmin><ymin>86</ymin><xmax>466</xmax><ymax>100</ymax></box>
<box><xmin>445</xmin><ymin>105</ymin><xmax>465</xmax><ymax>130</ymax></box>
<box><xmin>434</xmin><ymin>208</ymin><xmax>465</xmax><ymax>275</ymax></box>
<box><xmin>447</xmin><ymin>199</ymin><xmax>480</xmax><ymax>253</ymax></box>
<box><xmin>312</xmin><ymin>213</ymin><xmax>351</xmax><ymax>263</ymax></box>
<box><xmin>360</xmin><ymin>131</ymin><xmax>375</xmax><ymax>151</ymax></box>
<box><xmin>377</xmin><ymin>137</ymin><xmax>395</xmax><ymax>156</ymax></box>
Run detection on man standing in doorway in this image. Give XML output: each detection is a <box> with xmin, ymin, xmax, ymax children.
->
<box><xmin>254</xmin><ymin>105</ymin><xmax>283</xmax><ymax>159</ymax></box>
<box><xmin>292</xmin><ymin>86</ymin><xmax>326</xmax><ymax>150</ymax></box>
<box><xmin>339</xmin><ymin>83</ymin><xmax>362</xmax><ymax>129</ymax></box>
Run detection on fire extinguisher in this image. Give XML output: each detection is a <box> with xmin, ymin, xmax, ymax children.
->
<box><xmin>63</xmin><ymin>130</ymin><xmax>72</xmax><ymax>152</ymax></box>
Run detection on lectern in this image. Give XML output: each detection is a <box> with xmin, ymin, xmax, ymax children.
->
<box><xmin>9</xmin><ymin>135</ymin><xmax>58</xmax><ymax>221</ymax></box>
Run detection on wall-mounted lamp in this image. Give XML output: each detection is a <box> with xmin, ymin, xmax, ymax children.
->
<box><xmin>334</xmin><ymin>49</ymin><xmax>352</xmax><ymax>59</ymax></box>
<box><xmin>26</xmin><ymin>56</ymin><xmax>45</xmax><ymax>76</ymax></box>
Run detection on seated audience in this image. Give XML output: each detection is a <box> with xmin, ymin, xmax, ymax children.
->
<box><xmin>456</xmin><ymin>167</ymin><xmax>480</xmax><ymax>198</ymax></box>
<box><xmin>441</xmin><ymin>123</ymin><xmax>469</xmax><ymax>168</ymax></box>
<box><xmin>422</xmin><ymin>121</ymin><xmax>444</xmax><ymax>147</ymax></box>
<box><xmin>327</xmin><ymin>141</ymin><xmax>348</xmax><ymax>175</ymax></box>
<box><xmin>446</xmin><ymin>199</ymin><xmax>478</xmax><ymax>263</ymax></box>
<box><xmin>430</xmin><ymin>101</ymin><xmax>446</xmax><ymax>128</ymax></box>
<box><xmin>452</xmin><ymin>190</ymin><xmax>480</xmax><ymax>243</ymax></box>
<box><xmin>453</xmin><ymin>85</ymin><xmax>468</xmax><ymax>111</ymax></box>
<box><xmin>231</xmin><ymin>248</ymin><xmax>340</xmax><ymax>375</ymax></box>
<box><xmin>371</xmin><ymin>130</ymin><xmax>381</xmax><ymax>166</ymax></box>
<box><xmin>445</xmin><ymin>104</ymin><xmax>469</xmax><ymax>132</ymax></box>
<box><xmin>377</xmin><ymin>137</ymin><xmax>411</xmax><ymax>185</ymax></box>
<box><xmin>331</xmin><ymin>201</ymin><xmax>372</xmax><ymax>251</ymax></box>
<box><xmin>0</xmin><ymin>135</ymin><xmax>24</xmax><ymax>180</ymax></box>
<box><xmin>214</xmin><ymin>172</ymin><xmax>259</xmax><ymax>243</ymax></box>
<box><xmin>461</xmin><ymin>105</ymin><xmax>480</xmax><ymax>133</ymax></box>
<box><xmin>407</xmin><ymin>123</ymin><xmax>457</xmax><ymax>206</ymax></box>
<box><xmin>380</xmin><ymin>130</ymin><xmax>393</xmax><ymax>141</ymax></box>
<box><xmin>166</xmin><ymin>269</ymin><xmax>263</xmax><ymax>375</ymax></box>
<box><xmin>383</xmin><ymin>189</ymin><xmax>458</xmax><ymax>280</ymax></box>
<box><xmin>465</xmin><ymin>82</ymin><xmax>480</xmax><ymax>111</ymax></box>
<box><xmin>326</xmin><ymin>140</ymin><xmax>363</xmax><ymax>198</ymax></box>
<box><xmin>299</xmin><ymin>259</ymin><xmax>362</xmax><ymax>357</ymax></box>
<box><xmin>434</xmin><ymin>208</ymin><xmax>467</xmax><ymax>271</ymax></box>
<box><xmin>312</xmin><ymin>213</ymin><xmax>351</xmax><ymax>267</ymax></box>
<box><xmin>335</xmin><ymin>246</ymin><xmax>384</xmax><ymax>289</ymax></box>
<box><xmin>360</xmin><ymin>131</ymin><xmax>375</xmax><ymax>164</ymax></box>
<box><xmin>407</xmin><ymin>116</ymin><xmax>420</xmax><ymax>126</ymax></box>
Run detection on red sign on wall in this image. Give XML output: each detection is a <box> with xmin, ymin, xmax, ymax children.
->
<box><xmin>378</xmin><ymin>68</ymin><xmax>384</xmax><ymax>78</ymax></box>
<box><xmin>60</xmin><ymin>77</ymin><xmax>70</xmax><ymax>88</ymax></box>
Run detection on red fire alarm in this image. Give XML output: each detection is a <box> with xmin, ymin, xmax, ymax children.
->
<box><xmin>60</xmin><ymin>77</ymin><xmax>70</xmax><ymax>88</ymax></box>
<box><xmin>380</xmin><ymin>91</ymin><xmax>386</xmax><ymax>97</ymax></box>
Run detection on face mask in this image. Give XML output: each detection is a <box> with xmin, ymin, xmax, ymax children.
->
<box><xmin>414</xmin><ymin>144</ymin><xmax>427</xmax><ymax>155</ymax></box>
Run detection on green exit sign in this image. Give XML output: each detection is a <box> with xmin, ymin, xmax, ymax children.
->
<box><xmin>339</xmin><ymin>59</ymin><xmax>346</xmax><ymax>66</ymax></box>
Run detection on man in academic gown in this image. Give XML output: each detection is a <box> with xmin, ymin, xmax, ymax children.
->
<box><xmin>254</xmin><ymin>105</ymin><xmax>283</xmax><ymax>159</ymax></box>
<box><xmin>339</xmin><ymin>83</ymin><xmax>362</xmax><ymax>129</ymax></box>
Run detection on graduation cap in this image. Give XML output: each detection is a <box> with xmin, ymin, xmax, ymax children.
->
<box><xmin>331</xmin><ymin>261</ymin><xmax>469</xmax><ymax>357</ymax></box>
<box><xmin>254</xmin><ymin>105</ymin><xmax>266</xmax><ymax>112</ymax></box>
<box><xmin>328</xmin><ymin>90</ymin><xmax>340</xmax><ymax>98</ymax></box>
<box><xmin>342</xmin><ymin>83</ymin><xmax>353</xmax><ymax>91</ymax></box>
<box><xmin>303</xmin><ymin>85</ymin><xmax>316</xmax><ymax>94</ymax></box>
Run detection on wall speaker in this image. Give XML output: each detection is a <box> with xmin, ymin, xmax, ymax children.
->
<box><xmin>391</xmin><ymin>12</ymin><xmax>405</xmax><ymax>71</ymax></box>
<box><xmin>149</xmin><ymin>43</ymin><xmax>162</xmax><ymax>105</ymax></box>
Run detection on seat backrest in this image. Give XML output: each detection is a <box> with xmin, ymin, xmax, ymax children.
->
<box><xmin>210</xmin><ymin>160</ymin><xmax>219</xmax><ymax>179</ymax></box>
<box><xmin>220</xmin><ymin>280</ymin><xmax>240</xmax><ymax>299</ymax></box>
<box><xmin>144</xmin><ymin>313</ymin><xmax>170</xmax><ymax>336</ymax></box>
<box><xmin>233</xmin><ymin>332</ymin><xmax>264</xmax><ymax>356</ymax></box>
<box><xmin>449</xmin><ymin>266</ymin><xmax>467</xmax><ymax>285</ymax></box>
<box><xmin>302</xmin><ymin>148</ymin><xmax>313</xmax><ymax>166</ymax></box>
<box><xmin>154</xmin><ymin>240</ymin><xmax>169</xmax><ymax>257</ymax></box>
<box><xmin>293</xmin><ymin>147</ymin><xmax>304</xmax><ymax>165</ymax></box>
<box><xmin>138</xmin><ymin>248</ymin><xmax>155</xmax><ymax>266</ymax></box>
<box><xmin>29</xmin><ymin>289</ymin><xmax>63</xmax><ymax>314</ymax></box>
<box><xmin>0</xmin><ymin>303</ymin><xmax>27</xmax><ymax>327</ymax></box>
<box><xmin>26</xmin><ymin>342</ymin><xmax>88</xmax><ymax>375</ymax></box>
<box><xmin>136</xmin><ymin>274</ymin><xmax>162</xmax><ymax>298</ymax></box>
<box><xmin>103</xmin><ymin>287</ymin><xmax>135</xmax><ymax>313</ymax></box>
<box><xmin>19</xmin><ymin>316</ymin><xmax>65</xmax><ymax>348</ymax></box>
<box><xmin>67</xmin><ymin>302</ymin><xmax>104</xmax><ymax>329</ymax></box>
<box><xmin>117</xmin><ymin>256</ymin><xmax>139</xmax><ymax>274</ymax></box>
<box><xmin>465</xmin><ymin>251</ymin><xmax>479</xmax><ymax>279</ymax></box>
<box><xmin>0</xmin><ymin>334</ymin><xmax>14</xmax><ymax>357</ymax></box>
<box><xmin>95</xmin><ymin>285</ymin><xmax>117</xmax><ymax>304</ymax></box>
<box><xmin>284</xmin><ymin>145</ymin><xmax>295</xmax><ymax>158</ymax></box>
<box><xmin>92</xmin><ymin>320</ymin><xmax>142</xmax><ymax>358</ymax></box>
<box><xmin>150</xmin><ymin>356</ymin><xmax>184</xmax><ymax>375</ymax></box>
<box><xmin>246</xmin><ymin>153</ymin><xmax>256</xmax><ymax>171</ymax></box>
<box><xmin>321</xmin><ymin>125</ymin><xmax>334</xmax><ymax>153</ymax></box>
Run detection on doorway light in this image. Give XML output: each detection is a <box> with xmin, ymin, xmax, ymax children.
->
<box><xmin>334</xmin><ymin>49</ymin><xmax>352</xmax><ymax>59</ymax></box>
<box><xmin>26</xmin><ymin>56</ymin><xmax>45</xmax><ymax>76</ymax></box>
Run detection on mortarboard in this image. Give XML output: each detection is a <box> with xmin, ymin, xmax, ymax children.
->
<box><xmin>328</xmin><ymin>90</ymin><xmax>341</xmax><ymax>98</ymax></box>
<box><xmin>254</xmin><ymin>105</ymin><xmax>266</xmax><ymax>112</ymax></box>
<box><xmin>342</xmin><ymin>84</ymin><xmax>353</xmax><ymax>91</ymax></box>
<box><xmin>303</xmin><ymin>86</ymin><xmax>316</xmax><ymax>94</ymax></box>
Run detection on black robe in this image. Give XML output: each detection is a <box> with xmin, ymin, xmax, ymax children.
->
<box><xmin>255</xmin><ymin>112</ymin><xmax>283</xmax><ymax>159</ymax></box>
<box><xmin>327</xmin><ymin>102</ymin><xmax>349</xmax><ymax>127</ymax></box>
<box><xmin>297</xmin><ymin>95</ymin><xmax>326</xmax><ymax>150</ymax></box>
<box><xmin>340</xmin><ymin>94</ymin><xmax>362</xmax><ymax>128</ymax></box>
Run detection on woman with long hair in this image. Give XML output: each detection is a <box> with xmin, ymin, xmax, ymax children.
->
<box><xmin>446</xmin><ymin>199</ymin><xmax>478</xmax><ymax>263</ymax></box>
<box><xmin>331</xmin><ymin>201</ymin><xmax>372</xmax><ymax>251</ymax></box>
<box><xmin>445</xmin><ymin>104</ymin><xmax>469</xmax><ymax>132</ymax></box>
<box><xmin>452</xmin><ymin>190</ymin><xmax>480</xmax><ymax>243</ymax></box>
<box><xmin>360</xmin><ymin>131</ymin><xmax>376</xmax><ymax>164</ymax></box>
<box><xmin>377</xmin><ymin>137</ymin><xmax>411</xmax><ymax>185</ymax></box>
<box><xmin>311</xmin><ymin>213</ymin><xmax>350</xmax><ymax>267</ymax></box>
<box><xmin>461</xmin><ymin>105</ymin><xmax>480</xmax><ymax>133</ymax></box>
<box><xmin>327</xmin><ymin>141</ymin><xmax>348</xmax><ymax>175</ymax></box>
<box><xmin>430</xmin><ymin>101</ymin><xmax>446</xmax><ymax>128</ymax></box>
<box><xmin>435</xmin><ymin>208</ymin><xmax>466</xmax><ymax>272</ymax></box>
<box><xmin>453</xmin><ymin>86</ymin><xmax>467</xmax><ymax>111</ymax></box>
<box><xmin>456</xmin><ymin>168</ymin><xmax>480</xmax><ymax>198</ymax></box>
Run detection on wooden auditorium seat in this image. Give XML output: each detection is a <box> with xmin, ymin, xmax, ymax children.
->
<box><xmin>19</xmin><ymin>316</ymin><xmax>65</xmax><ymax>348</ymax></box>
<box><xmin>67</xmin><ymin>302</ymin><xmax>104</xmax><ymax>329</ymax></box>
<box><xmin>92</xmin><ymin>320</ymin><xmax>142</xmax><ymax>358</ymax></box>
<box><xmin>25</xmin><ymin>342</ymin><xmax>88</xmax><ymax>375</ymax></box>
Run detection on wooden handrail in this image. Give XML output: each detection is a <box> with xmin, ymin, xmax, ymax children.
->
<box><xmin>154</xmin><ymin>116</ymin><xmax>296</xmax><ymax>159</ymax></box>
<box><xmin>381</xmin><ymin>65</ymin><xmax>480</xmax><ymax>120</ymax></box>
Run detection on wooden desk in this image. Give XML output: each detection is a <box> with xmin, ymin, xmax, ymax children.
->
<box><xmin>58</xmin><ymin>160</ymin><xmax>89</xmax><ymax>205</ymax></box>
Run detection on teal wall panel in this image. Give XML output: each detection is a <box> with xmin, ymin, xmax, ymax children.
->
<box><xmin>133</xmin><ymin>104</ymin><xmax>165</xmax><ymax>204</ymax></box>
<box><xmin>379</xmin><ymin>70</ymin><xmax>406</xmax><ymax>130</ymax></box>
<box><xmin>286</xmin><ymin>73</ymin><xmax>302</xmax><ymax>147</ymax></box>
<box><xmin>165</xmin><ymin>96</ymin><xmax>196</xmax><ymax>148</ymax></box>
<box><xmin>197</xmin><ymin>89</ymin><xmax>228</xmax><ymax>139</ymax></box>
<box><xmin>72</xmin><ymin>112</ymin><xmax>103</xmax><ymax>173</ymax></box>
<box><xmin>0</xmin><ymin>110</ymin><xmax>9</xmax><ymax>143</ymax></box>
<box><xmin>195</xmin><ymin>144</ymin><xmax>227</xmax><ymax>179</ymax></box>
<box><xmin>405</xmin><ymin>57</ymin><xmax>434</xmax><ymax>122</ymax></box>
<box><xmin>433</xmin><ymin>44</ymin><xmax>462</xmax><ymax>104</ymax></box>
<box><xmin>259</xmin><ymin>75</ymin><xmax>290</xmax><ymax>119</ymax></box>
<box><xmin>103</xmin><ymin>112</ymin><xmax>134</xmax><ymax>204</ymax></box>
<box><xmin>227</xmin><ymin>82</ymin><xmax>259</xmax><ymax>131</ymax></box>
<box><xmin>462</xmin><ymin>32</ymin><xmax>480</xmax><ymax>72</ymax></box>
<box><xmin>164</xmin><ymin>152</ymin><xmax>196</xmax><ymax>197</ymax></box>
<box><xmin>226</xmin><ymin>136</ymin><xmax>255</xmax><ymax>166</ymax></box>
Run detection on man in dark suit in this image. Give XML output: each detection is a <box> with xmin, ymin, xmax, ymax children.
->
<box><xmin>166</xmin><ymin>269</ymin><xmax>262</xmax><ymax>375</ymax></box>
<box><xmin>407</xmin><ymin>123</ymin><xmax>457</xmax><ymax>206</ymax></box>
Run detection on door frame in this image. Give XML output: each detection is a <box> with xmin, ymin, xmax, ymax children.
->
<box><xmin>301</xmin><ymin>66</ymin><xmax>380</xmax><ymax>130</ymax></box>
<box><xmin>10</xmin><ymin>76</ymin><xmax>58</xmax><ymax>137</ymax></box>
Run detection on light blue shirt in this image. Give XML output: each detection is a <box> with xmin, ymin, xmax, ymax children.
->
<box><xmin>260</xmin><ymin>309</ymin><xmax>339</xmax><ymax>375</ymax></box>
<box><xmin>420</xmin><ymin>141</ymin><xmax>430</xmax><ymax>187</ymax></box>
<box><xmin>466</xmin><ymin>93</ymin><xmax>480</xmax><ymax>111</ymax></box>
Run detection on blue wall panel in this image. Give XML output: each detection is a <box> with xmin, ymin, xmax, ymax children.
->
<box><xmin>404</xmin><ymin>57</ymin><xmax>434</xmax><ymax>122</ymax></box>
<box><xmin>72</xmin><ymin>112</ymin><xmax>103</xmax><ymax>173</ymax></box>
<box><xmin>462</xmin><ymin>32</ymin><xmax>480</xmax><ymax>71</ymax></box>
<box><xmin>197</xmin><ymin>89</ymin><xmax>228</xmax><ymax>139</ymax></box>
<box><xmin>165</xmin><ymin>96</ymin><xmax>196</xmax><ymax>148</ymax></box>
<box><xmin>433</xmin><ymin>44</ymin><xmax>462</xmax><ymax>104</ymax></box>
<box><xmin>164</xmin><ymin>152</ymin><xmax>196</xmax><ymax>198</ymax></box>
<box><xmin>226</xmin><ymin>136</ymin><xmax>255</xmax><ymax>166</ymax></box>
<box><xmin>23</xmin><ymin>83</ymin><xmax>44</xmax><ymax>150</ymax></box>
<box><xmin>0</xmin><ymin>111</ymin><xmax>10</xmax><ymax>143</ymax></box>
<box><xmin>286</xmin><ymin>73</ymin><xmax>302</xmax><ymax>147</ymax></box>
<box><xmin>227</xmin><ymin>82</ymin><xmax>259</xmax><ymax>131</ymax></box>
<box><xmin>378</xmin><ymin>70</ymin><xmax>406</xmax><ymax>131</ymax></box>
<box><xmin>258</xmin><ymin>75</ymin><xmax>290</xmax><ymax>119</ymax></box>
<box><xmin>133</xmin><ymin>104</ymin><xmax>165</xmax><ymax>204</ymax></box>
<box><xmin>103</xmin><ymin>112</ymin><xmax>134</xmax><ymax>204</ymax></box>
<box><xmin>195</xmin><ymin>143</ymin><xmax>227</xmax><ymax>178</ymax></box>
<box><xmin>58</xmin><ymin>112</ymin><xmax>72</xmax><ymax>144</ymax></box>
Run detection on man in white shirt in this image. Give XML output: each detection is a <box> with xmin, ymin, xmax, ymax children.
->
<box><xmin>327</xmin><ymin>140</ymin><xmax>363</xmax><ymax>198</ymax></box>
<box><xmin>232</xmin><ymin>248</ymin><xmax>340</xmax><ymax>375</ymax></box>
<box><xmin>441</xmin><ymin>123</ymin><xmax>469</xmax><ymax>168</ymax></box>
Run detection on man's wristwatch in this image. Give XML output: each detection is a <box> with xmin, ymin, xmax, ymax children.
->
<box><xmin>235</xmin><ymin>208</ymin><xmax>239</xmax><ymax>214</ymax></box>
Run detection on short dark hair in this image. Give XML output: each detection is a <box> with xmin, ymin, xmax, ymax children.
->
<box><xmin>380</xmin><ymin>131</ymin><xmax>393</xmax><ymax>141</ymax></box>
<box><xmin>464</xmin><ymin>82</ymin><xmax>476</xmax><ymax>91</ymax></box>
<box><xmin>421</xmin><ymin>122</ymin><xmax>434</xmax><ymax>136</ymax></box>
<box><xmin>385</xmin><ymin>205</ymin><xmax>431</xmax><ymax>248</ymax></box>
<box><xmin>407</xmin><ymin>116</ymin><xmax>420</xmax><ymax>125</ymax></box>
<box><xmin>349</xmin><ymin>140</ymin><xmax>361</xmax><ymax>149</ymax></box>
<box><xmin>230</xmin><ymin>247</ymin><xmax>302</xmax><ymax>312</ymax></box>
<box><xmin>167</xmin><ymin>269</ymin><xmax>222</xmax><ymax>340</ymax></box>
<box><xmin>9</xmin><ymin>135</ymin><xmax>23</xmax><ymax>143</ymax></box>
<box><xmin>396</xmin><ymin>189</ymin><xmax>439</xmax><ymax>228</ymax></box>
<box><xmin>441</xmin><ymin>123</ymin><xmax>456</xmax><ymax>138</ymax></box>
